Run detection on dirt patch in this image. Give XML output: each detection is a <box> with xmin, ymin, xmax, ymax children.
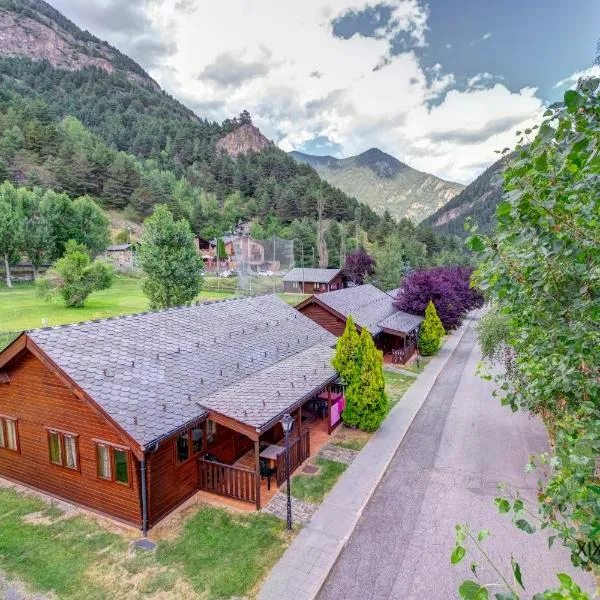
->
<box><xmin>21</xmin><ymin>512</ymin><xmax>56</xmax><ymax>526</ymax></box>
<box><xmin>85</xmin><ymin>561</ymin><xmax>198</xmax><ymax>599</ymax></box>
<box><xmin>330</xmin><ymin>425</ymin><xmax>371</xmax><ymax>450</ymax></box>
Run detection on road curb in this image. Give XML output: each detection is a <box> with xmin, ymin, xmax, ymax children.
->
<box><xmin>259</xmin><ymin>316</ymin><xmax>475</xmax><ymax>600</ymax></box>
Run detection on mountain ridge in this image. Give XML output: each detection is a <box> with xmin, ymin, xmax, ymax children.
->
<box><xmin>289</xmin><ymin>148</ymin><xmax>464</xmax><ymax>223</ymax></box>
<box><xmin>421</xmin><ymin>155</ymin><xmax>506</xmax><ymax>236</ymax></box>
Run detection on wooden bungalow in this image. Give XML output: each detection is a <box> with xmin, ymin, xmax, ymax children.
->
<box><xmin>296</xmin><ymin>284</ymin><xmax>423</xmax><ymax>364</ymax></box>
<box><xmin>0</xmin><ymin>296</ymin><xmax>345</xmax><ymax>534</ymax></box>
<box><xmin>282</xmin><ymin>268</ymin><xmax>343</xmax><ymax>294</ymax></box>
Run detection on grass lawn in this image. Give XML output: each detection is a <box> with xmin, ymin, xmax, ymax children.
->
<box><xmin>399</xmin><ymin>354</ymin><xmax>432</xmax><ymax>374</ymax></box>
<box><xmin>291</xmin><ymin>458</ymin><xmax>347</xmax><ymax>504</ymax></box>
<box><xmin>0</xmin><ymin>277</ymin><xmax>235</xmax><ymax>333</ymax></box>
<box><xmin>0</xmin><ymin>277</ymin><xmax>304</xmax><ymax>335</ymax></box>
<box><xmin>0</xmin><ymin>487</ymin><xmax>289</xmax><ymax>599</ymax></box>
<box><xmin>384</xmin><ymin>370</ymin><xmax>415</xmax><ymax>412</ymax></box>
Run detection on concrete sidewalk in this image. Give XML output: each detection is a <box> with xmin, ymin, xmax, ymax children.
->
<box><xmin>259</xmin><ymin>317</ymin><xmax>473</xmax><ymax>600</ymax></box>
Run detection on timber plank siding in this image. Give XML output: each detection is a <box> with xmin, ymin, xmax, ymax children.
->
<box><xmin>283</xmin><ymin>273</ymin><xmax>344</xmax><ymax>295</ymax></box>
<box><xmin>0</xmin><ymin>352</ymin><xmax>142</xmax><ymax>526</ymax></box>
<box><xmin>148</xmin><ymin>437</ymin><xmax>199</xmax><ymax>526</ymax></box>
<box><xmin>297</xmin><ymin>303</ymin><xmax>348</xmax><ymax>337</ymax></box>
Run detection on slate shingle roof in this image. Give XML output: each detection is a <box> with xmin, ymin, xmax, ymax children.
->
<box><xmin>200</xmin><ymin>344</ymin><xmax>336</xmax><ymax>430</ymax></box>
<box><xmin>315</xmin><ymin>284</ymin><xmax>397</xmax><ymax>335</ymax></box>
<box><xmin>283</xmin><ymin>268</ymin><xmax>342</xmax><ymax>284</ymax></box>
<box><xmin>377</xmin><ymin>311</ymin><xmax>423</xmax><ymax>334</ymax></box>
<box><xmin>314</xmin><ymin>284</ymin><xmax>421</xmax><ymax>336</ymax></box>
<box><xmin>27</xmin><ymin>295</ymin><xmax>337</xmax><ymax>448</ymax></box>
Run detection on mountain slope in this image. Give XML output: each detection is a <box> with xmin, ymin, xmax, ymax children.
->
<box><xmin>0</xmin><ymin>0</ymin><xmax>381</xmax><ymax>232</ymax></box>
<box><xmin>290</xmin><ymin>148</ymin><xmax>464</xmax><ymax>223</ymax></box>
<box><xmin>0</xmin><ymin>0</ymin><xmax>155</xmax><ymax>85</ymax></box>
<box><xmin>421</xmin><ymin>156</ymin><xmax>506</xmax><ymax>237</ymax></box>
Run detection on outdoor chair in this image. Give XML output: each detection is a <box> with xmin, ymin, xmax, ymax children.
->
<box><xmin>259</xmin><ymin>458</ymin><xmax>277</xmax><ymax>490</ymax></box>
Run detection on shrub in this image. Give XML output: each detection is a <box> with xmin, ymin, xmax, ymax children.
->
<box><xmin>418</xmin><ymin>300</ymin><xmax>445</xmax><ymax>356</ymax></box>
<box><xmin>38</xmin><ymin>240</ymin><xmax>114</xmax><ymax>307</ymax></box>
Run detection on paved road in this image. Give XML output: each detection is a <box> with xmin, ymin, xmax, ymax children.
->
<box><xmin>319</xmin><ymin>320</ymin><xmax>594</xmax><ymax>599</ymax></box>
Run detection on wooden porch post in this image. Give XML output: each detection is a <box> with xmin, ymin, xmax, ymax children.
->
<box><xmin>254</xmin><ymin>439</ymin><xmax>261</xmax><ymax>510</ymax></box>
<box><xmin>297</xmin><ymin>404</ymin><xmax>302</xmax><ymax>434</ymax></box>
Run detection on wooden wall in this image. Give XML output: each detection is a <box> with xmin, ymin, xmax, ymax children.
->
<box><xmin>0</xmin><ymin>352</ymin><xmax>142</xmax><ymax>526</ymax></box>
<box><xmin>283</xmin><ymin>274</ymin><xmax>343</xmax><ymax>295</ymax></box>
<box><xmin>298</xmin><ymin>303</ymin><xmax>348</xmax><ymax>337</ymax></box>
<box><xmin>147</xmin><ymin>420</ymin><xmax>252</xmax><ymax>525</ymax></box>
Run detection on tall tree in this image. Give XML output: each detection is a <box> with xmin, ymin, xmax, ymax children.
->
<box><xmin>343</xmin><ymin>248</ymin><xmax>375</xmax><ymax>285</ymax></box>
<box><xmin>0</xmin><ymin>182</ymin><xmax>22</xmax><ymax>288</ymax></box>
<box><xmin>39</xmin><ymin>190</ymin><xmax>78</xmax><ymax>261</ymax></box>
<box><xmin>19</xmin><ymin>187</ymin><xmax>47</xmax><ymax>279</ymax></box>
<box><xmin>137</xmin><ymin>205</ymin><xmax>203</xmax><ymax>309</ymax></box>
<box><xmin>73</xmin><ymin>195</ymin><xmax>111</xmax><ymax>257</ymax></box>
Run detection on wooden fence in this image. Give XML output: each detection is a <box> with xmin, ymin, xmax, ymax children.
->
<box><xmin>198</xmin><ymin>458</ymin><xmax>257</xmax><ymax>505</ymax></box>
<box><xmin>276</xmin><ymin>428</ymin><xmax>310</xmax><ymax>487</ymax></box>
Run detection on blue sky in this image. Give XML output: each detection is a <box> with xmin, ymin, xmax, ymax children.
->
<box><xmin>51</xmin><ymin>0</ymin><xmax>600</xmax><ymax>183</ymax></box>
<box><xmin>332</xmin><ymin>0</ymin><xmax>599</xmax><ymax>101</ymax></box>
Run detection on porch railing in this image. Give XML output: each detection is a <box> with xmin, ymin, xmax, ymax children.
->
<box><xmin>198</xmin><ymin>458</ymin><xmax>256</xmax><ymax>504</ymax></box>
<box><xmin>276</xmin><ymin>428</ymin><xmax>310</xmax><ymax>487</ymax></box>
<box><xmin>392</xmin><ymin>342</ymin><xmax>417</xmax><ymax>364</ymax></box>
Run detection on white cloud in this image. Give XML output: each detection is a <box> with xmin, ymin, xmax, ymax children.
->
<box><xmin>470</xmin><ymin>31</ymin><xmax>492</xmax><ymax>46</ymax></box>
<box><xmin>52</xmin><ymin>0</ymin><xmax>545</xmax><ymax>184</ymax></box>
<box><xmin>554</xmin><ymin>65</ymin><xmax>600</xmax><ymax>89</ymax></box>
<box><xmin>445</xmin><ymin>43</ymin><xmax>452</xmax><ymax>49</ymax></box>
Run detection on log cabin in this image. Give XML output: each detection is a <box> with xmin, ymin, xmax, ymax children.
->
<box><xmin>296</xmin><ymin>284</ymin><xmax>423</xmax><ymax>364</ymax></box>
<box><xmin>0</xmin><ymin>296</ymin><xmax>345</xmax><ymax>534</ymax></box>
<box><xmin>282</xmin><ymin>268</ymin><xmax>343</xmax><ymax>294</ymax></box>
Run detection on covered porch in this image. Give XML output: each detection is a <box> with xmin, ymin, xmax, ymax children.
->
<box><xmin>376</xmin><ymin>311</ymin><xmax>423</xmax><ymax>365</ymax></box>
<box><xmin>196</xmin><ymin>382</ymin><xmax>345</xmax><ymax>511</ymax></box>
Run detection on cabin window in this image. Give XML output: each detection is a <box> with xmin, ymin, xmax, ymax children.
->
<box><xmin>176</xmin><ymin>424</ymin><xmax>205</xmax><ymax>464</ymax></box>
<box><xmin>191</xmin><ymin>425</ymin><xmax>203</xmax><ymax>454</ymax></box>
<box><xmin>292</xmin><ymin>281</ymin><xmax>299</xmax><ymax>289</ymax></box>
<box><xmin>207</xmin><ymin>420</ymin><xmax>217</xmax><ymax>444</ymax></box>
<box><xmin>47</xmin><ymin>430</ymin><xmax>79</xmax><ymax>470</ymax></box>
<box><xmin>176</xmin><ymin>432</ymin><xmax>189</xmax><ymax>464</ymax></box>
<box><xmin>97</xmin><ymin>444</ymin><xmax>111</xmax><ymax>480</ymax></box>
<box><xmin>95</xmin><ymin>443</ymin><xmax>130</xmax><ymax>486</ymax></box>
<box><xmin>114</xmin><ymin>449</ymin><xmax>129</xmax><ymax>484</ymax></box>
<box><xmin>0</xmin><ymin>417</ymin><xmax>19</xmax><ymax>452</ymax></box>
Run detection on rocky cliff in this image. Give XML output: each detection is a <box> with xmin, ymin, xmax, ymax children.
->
<box><xmin>215</xmin><ymin>124</ymin><xmax>273</xmax><ymax>157</ymax></box>
<box><xmin>0</xmin><ymin>0</ymin><xmax>157</xmax><ymax>87</ymax></box>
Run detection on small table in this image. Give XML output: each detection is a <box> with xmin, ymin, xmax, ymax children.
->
<box><xmin>259</xmin><ymin>444</ymin><xmax>285</xmax><ymax>462</ymax></box>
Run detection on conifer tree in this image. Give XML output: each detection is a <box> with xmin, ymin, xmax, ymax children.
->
<box><xmin>332</xmin><ymin>315</ymin><xmax>361</xmax><ymax>384</ymax></box>
<box><xmin>332</xmin><ymin>318</ymin><xmax>388</xmax><ymax>431</ymax></box>
<box><xmin>355</xmin><ymin>329</ymin><xmax>388</xmax><ymax>431</ymax></box>
<box><xmin>418</xmin><ymin>300</ymin><xmax>445</xmax><ymax>356</ymax></box>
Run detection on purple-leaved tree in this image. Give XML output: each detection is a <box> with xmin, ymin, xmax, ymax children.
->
<box><xmin>394</xmin><ymin>266</ymin><xmax>483</xmax><ymax>330</ymax></box>
<box><xmin>344</xmin><ymin>248</ymin><xmax>375</xmax><ymax>285</ymax></box>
